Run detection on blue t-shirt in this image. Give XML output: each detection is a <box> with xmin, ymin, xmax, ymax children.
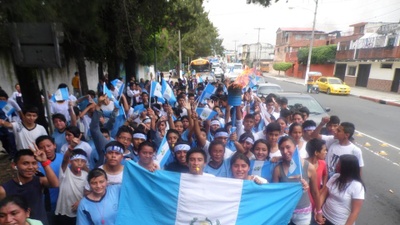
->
<box><xmin>204</xmin><ymin>158</ymin><xmax>231</xmax><ymax>178</ymax></box>
<box><xmin>77</xmin><ymin>184</ymin><xmax>121</xmax><ymax>225</ymax></box>
<box><xmin>38</xmin><ymin>153</ymin><xmax>63</xmax><ymax>212</ymax></box>
<box><xmin>52</xmin><ymin>130</ymin><xmax>67</xmax><ymax>153</ymax></box>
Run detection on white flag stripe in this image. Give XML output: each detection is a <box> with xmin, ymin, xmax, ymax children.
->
<box><xmin>176</xmin><ymin>175</ymin><xmax>242</xmax><ymax>225</ymax></box>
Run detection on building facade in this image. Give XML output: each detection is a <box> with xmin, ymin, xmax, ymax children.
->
<box><xmin>334</xmin><ymin>22</ymin><xmax>400</xmax><ymax>93</ymax></box>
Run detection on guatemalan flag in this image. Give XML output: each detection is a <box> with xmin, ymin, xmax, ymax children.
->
<box><xmin>116</xmin><ymin>162</ymin><xmax>303</xmax><ymax>225</ymax></box>
<box><xmin>51</xmin><ymin>87</ymin><xmax>69</xmax><ymax>102</ymax></box>
<box><xmin>287</xmin><ymin>147</ymin><xmax>302</xmax><ymax>178</ymax></box>
<box><xmin>197</xmin><ymin>83</ymin><xmax>216</xmax><ymax>104</ymax></box>
<box><xmin>103</xmin><ymin>83</ymin><xmax>114</xmax><ymax>100</ymax></box>
<box><xmin>196</xmin><ymin>107</ymin><xmax>217</xmax><ymax>121</ymax></box>
<box><xmin>154</xmin><ymin>135</ymin><xmax>171</xmax><ymax>168</ymax></box>
<box><xmin>150</xmin><ymin>81</ymin><xmax>165</xmax><ymax>103</ymax></box>
<box><xmin>111</xmin><ymin>79</ymin><xmax>125</xmax><ymax>97</ymax></box>
<box><xmin>161</xmin><ymin>78</ymin><xmax>176</xmax><ymax>104</ymax></box>
<box><xmin>0</xmin><ymin>101</ymin><xmax>15</xmax><ymax>116</ymax></box>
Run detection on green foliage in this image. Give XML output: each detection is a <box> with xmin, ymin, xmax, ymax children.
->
<box><xmin>297</xmin><ymin>45</ymin><xmax>337</xmax><ymax>65</ymax></box>
<box><xmin>247</xmin><ymin>0</ymin><xmax>276</xmax><ymax>7</ymax></box>
<box><xmin>273</xmin><ymin>62</ymin><xmax>293</xmax><ymax>72</ymax></box>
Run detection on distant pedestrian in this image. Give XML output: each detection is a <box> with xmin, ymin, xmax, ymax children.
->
<box><xmin>71</xmin><ymin>72</ymin><xmax>80</xmax><ymax>97</ymax></box>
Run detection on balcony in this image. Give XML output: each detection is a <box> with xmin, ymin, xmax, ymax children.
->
<box><xmin>336</xmin><ymin>46</ymin><xmax>400</xmax><ymax>61</ymax></box>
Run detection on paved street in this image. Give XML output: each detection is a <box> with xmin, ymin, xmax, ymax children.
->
<box><xmin>263</xmin><ymin>74</ymin><xmax>400</xmax><ymax>224</ymax></box>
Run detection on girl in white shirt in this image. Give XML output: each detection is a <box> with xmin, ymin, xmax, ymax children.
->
<box><xmin>321</xmin><ymin>154</ymin><xmax>365</xmax><ymax>225</ymax></box>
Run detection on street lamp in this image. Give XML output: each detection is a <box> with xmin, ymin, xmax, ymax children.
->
<box><xmin>304</xmin><ymin>0</ymin><xmax>319</xmax><ymax>85</ymax></box>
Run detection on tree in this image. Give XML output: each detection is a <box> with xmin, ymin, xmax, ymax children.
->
<box><xmin>297</xmin><ymin>45</ymin><xmax>337</xmax><ymax>65</ymax></box>
<box><xmin>246</xmin><ymin>0</ymin><xmax>276</xmax><ymax>7</ymax></box>
<box><xmin>273</xmin><ymin>62</ymin><xmax>293</xmax><ymax>76</ymax></box>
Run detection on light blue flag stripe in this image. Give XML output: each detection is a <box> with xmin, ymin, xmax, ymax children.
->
<box><xmin>155</xmin><ymin>135</ymin><xmax>171</xmax><ymax>168</ymax></box>
<box><xmin>103</xmin><ymin>83</ymin><xmax>113</xmax><ymax>99</ymax></box>
<box><xmin>116</xmin><ymin>161</ymin><xmax>180</xmax><ymax>225</ymax></box>
<box><xmin>237</xmin><ymin>182</ymin><xmax>303</xmax><ymax>224</ymax></box>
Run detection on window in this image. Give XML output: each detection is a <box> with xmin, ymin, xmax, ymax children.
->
<box><xmin>381</xmin><ymin>63</ymin><xmax>393</xmax><ymax>69</ymax></box>
<box><xmin>387</xmin><ymin>37</ymin><xmax>395</xmax><ymax>47</ymax></box>
<box><xmin>348</xmin><ymin>66</ymin><xmax>356</xmax><ymax>76</ymax></box>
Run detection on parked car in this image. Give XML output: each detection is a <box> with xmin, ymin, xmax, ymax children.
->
<box><xmin>213</xmin><ymin>67</ymin><xmax>224</xmax><ymax>79</ymax></box>
<box><xmin>254</xmin><ymin>83</ymin><xmax>283</xmax><ymax>97</ymax></box>
<box><xmin>316</xmin><ymin>76</ymin><xmax>351</xmax><ymax>95</ymax></box>
<box><xmin>277</xmin><ymin>92</ymin><xmax>330</xmax><ymax>122</ymax></box>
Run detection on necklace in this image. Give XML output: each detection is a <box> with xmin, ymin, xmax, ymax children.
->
<box><xmin>94</xmin><ymin>196</ymin><xmax>105</xmax><ymax>225</ymax></box>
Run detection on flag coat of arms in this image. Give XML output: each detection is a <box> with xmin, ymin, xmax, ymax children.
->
<box><xmin>0</xmin><ymin>102</ymin><xmax>15</xmax><ymax>116</ymax></box>
<box><xmin>116</xmin><ymin>161</ymin><xmax>303</xmax><ymax>225</ymax></box>
<box><xmin>196</xmin><ymin>107</ymin><xmax>217</xmax><ymax>121</ymax></box>
<box><xmin>287</xmin><ymin>147</ymin><xmax>302</xmax><ymax>177</ymax></box>
<box><xmin>154</xmin><ymin>135</ymin><xmax>171</xmax><ymax>168</ymax></box>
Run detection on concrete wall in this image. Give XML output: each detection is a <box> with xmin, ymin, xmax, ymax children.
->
<box><xmin>0</xmin><ymin>50</ymin><xmax>155</xmax><ymax>97</ymax></box>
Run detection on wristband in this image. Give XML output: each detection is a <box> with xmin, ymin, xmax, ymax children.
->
<box><xmin>315</xmin><ymin>209</ymin><xmax>322</xmax><ymax>214</ymax></box>
<box><xmin>41</xmin><ymin>159</ymin><xmax>51</xmax><ymax>167</ymax></box>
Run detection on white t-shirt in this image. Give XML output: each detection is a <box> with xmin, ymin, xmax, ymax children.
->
<box><xmin>269</xmin><ymin>150</ymin><xmax>282</xmax><ymax>159</ymax></box>
<box><xmin>50</xmin><ymin>100</ymin><xmax>71</xmax><ymax>122</ymax></box>
<box><xmin>322</xmin><ymin>173</ymin><xmax>365</xmax><ymax>225</ymax></box>
<box><xmin>321</xmin><ymin>135</ymin><xmax>336</xmax><ymax>149</ymax></box>
<box><xmin>55</xmin><ymin>167</ymin><xmax>88</xmax><ymax>217</ymax></box>
<box><xmin>298</xmin><ymin>142</ymin><xmax>308</xmax><ymax>159</ymax></box>
<box><xmin>11</xmin><ymin>122</ymin><xmax>47</xmax><ymax>150</ymax></box>
<box><xmin>326</xmin><ymin>141</ymin><xmax>364</xmax><ymax>174</ymax></box>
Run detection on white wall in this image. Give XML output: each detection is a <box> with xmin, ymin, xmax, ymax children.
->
<box><xmin>368</xmin><ymin>62</ymin><xmax>400</xmax><ymax>80</ymax></box>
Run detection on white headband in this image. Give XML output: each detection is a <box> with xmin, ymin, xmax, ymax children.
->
<box><xmin>215</xmin><ymin>131</ymin><xmax>229</xmax><ymax>138</ymax></box>
<box><xmin>245</xmin><ymin>137</ymin><xmax>254</xmax><ymax>145</ymax></box>
<box><xmin>142</xmin><ymin>118</ymin><xmax>151</xmax><ymax>124</ymax></box>
<box><xmin>105</xmin><ymin>145</ymin><xmax>124</xmax><ymax>154</ymax></box>
<box><xmin>70</xmin><ymin>154</ymin><xmax>87</xmax><ymax>161</ymax></box>
<box><xmin>174</xmin><ymin>144</ymin><xmax>191</xmax><ymax>152</ymax></box>
<box><xmin>133</xmin><ymin>133</ymin><xmax>147</xmax><ymax>140</ymax></box>
<box><xmin>303</xmin><ymin>126</ymin><xmax>316</xmax><ymax>131</ymax></box>
<box><xmin>210</xmin><ymin>120</ymin><xmax>220</xmax><ymax>126</ymax></box>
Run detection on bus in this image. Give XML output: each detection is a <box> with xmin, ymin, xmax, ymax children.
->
<box><xmin>189</xmin><ymin>58</ymin><xmax>213</xmax><ymax>80</ymax></box>
<box><xmin>255</xmin><ymin>60</ymin><xmax>271</xmax><ymax>73</ymax></box>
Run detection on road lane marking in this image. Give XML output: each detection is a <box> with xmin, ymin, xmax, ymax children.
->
<box><xmin>356</xmin><ymin>130</ymin><xmax>400</xmax><ymax>151</ymax></box>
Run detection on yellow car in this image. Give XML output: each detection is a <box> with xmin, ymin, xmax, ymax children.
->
<box><xmin>316</xmin><ymin>76</ymin><xmax>351</xmax><ymax>95</ymax></box>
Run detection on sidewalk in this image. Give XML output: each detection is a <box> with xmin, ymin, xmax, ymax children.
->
<box><xmin>264</xmin><ymin>73</ymin><xmax>400</xmax><ymax>107</ymax></box>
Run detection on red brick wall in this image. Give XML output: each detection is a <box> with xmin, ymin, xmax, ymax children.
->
<box><xmin>367</xmin><ymin>78</ymin><xmax>392</xmax><ymax>92</ymax></box>
<box><xmin>286</xmin><ymin>64</ymin><xmax>335</xmax><ymax>78</ymax></box>
<box><xmin>344</xmin><ymin>76</ymin><xmax>356</xmax><ymax>86</ymax></box>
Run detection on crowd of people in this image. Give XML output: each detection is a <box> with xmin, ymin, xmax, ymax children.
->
<box><xmin>0</xmin><ymin>72</ymin><xmax>365</xmax><ymax>225</ymax></box>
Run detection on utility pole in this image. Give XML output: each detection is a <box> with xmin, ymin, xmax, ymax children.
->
<box><xmin>233</xmin><ymin>40</ymin><xmax>238</xmax><ymax>62</ymax></box>
<box><xmin>178</xmin><ymin>29</ymin><xmax>182</xmax><ymax>79</ymax></box>
<box><xmin>304</xmin><ymin>0</ymin><xmax>319</xmax><ymax>85</ymax></box>
<box><xmin>254</xmin><ymin>27</ymin><xmax>264</xmax><ymax>69</ymax></box>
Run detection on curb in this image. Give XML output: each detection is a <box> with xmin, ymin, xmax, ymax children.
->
<box><xmin>265</xmin><ymin>74</ymin><xmax>400</xmax><ymax>108</ymax></box>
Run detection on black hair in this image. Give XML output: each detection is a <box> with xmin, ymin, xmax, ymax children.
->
<box><xmin>35</xmin><ymin>135</ymin><xmax>55</xmax><ymax>147</ymax></box>
<box><xmin>279</xmin><ymin>108</ymin><xmax>292</xmax><ymax>118</ymax></box>
<box><xmin>138</xmin><ymin>141</ymin><xmax>155</xmax><ymax>153</ymax></box>
<box><xmin>13</xmin><ymin>149</ymin><xmax>34</xmax><ymax>163</ymax></box>
<box><xmin>302</xmin><ymin>120</ymin><xmax>317</xmax><ymax>130</ymax></box>
<box><xmin>279</xmin><ymin>97</ymin><xmax>288</xmax><ymax>105</ymax></box>
<box><xmin>306</xmin><ymin>138</ymin><xmax>326</xmax><ymax>158</ymax></box>
<box><xmin>328</xmin><ymin>115</ymin><xmax>340</xmax><ymax>125</ymax></box>
<box><xmin>278</xmin><ymin>135</ymin><xmax>296</xmax><ymax>147</ymax></box>
<box><xmin>167</xmin><ymin>129</ymin><xmax>180</xmax><ymax>138</ymax></box>
<box><xmin>252</xmin><ymin>139</ymin><xmax>271</xmax><ymax>160</ymax></box>
<box><xmin>291</xmin><ymin>111</ymin><xmax>303</xmax><ymax>120</ymax></box>
<box><xmin>116</xmin><ymin>125</ymin><xmax>133</xmax><ymax>137</ymax></box>
<box><xmin>0</xmin><ymin>195</ymin><xmax>29</xmax><ymax>212</ymax></box>
<box><xmin>243</xmin><ymin>114</ymin><xmax>255</xmax><ymax>121</ymax></box>
<box><xmin>0</xmin><ymin>89</ymin><xmax>9</xmax><ymax>99</ymax></box>
<box><xmin>266</xmin><ymin>122</ymin><xmax>281</xmax><ymax>133</ymax></box>
<box><xmin>289</xmin><ymin>122</ymin><xmax>302</xmax><ymax>135</ymax></box>
<box><xmin>341</xmin><ymin>122</ymin><xmax>355</xmax><ymax>139</ymax></box>
<box><xmin>230</xmin><ymin>152</ymin><xmax>250</xmax><ymax>168</ymax></box>
<box><xmin>65</xmin><ymin>126</ymin><xmax>81</xmax><ymax>138</ymax></box>
<box><xmin>299</xmin><ymin>106</ymin><xmax>310</xmax><ymax>118</ymax></box>
<box><xmin>100</xmin><ymin>128</ymin><xmax>110</xmax><ymax>135</ymax></box>
<box><xmin>335</xmin><ymin>154</ymin><xmax>366</xmax><ymax>192</ymax></box>
<box><xmin>87</xmin><ymin>168</ymin><xmax>108</xmax><ymax>183</ymax></box>
<box><xmin>22</xmin><ymin>106</ymin><xmax>39</xmax><ymax>115</ymax></box>
<box><xmin>52</xmin><ymin>113</ymin><xmax>67</xmax><ymax>123</ymax></box>
<box><xmin>71</xmin><ymin>148</ymin><xmax>88</xmax><ymax>158</ymax></box>
<box><xmin>208</xmin><ymin>140</ymin><xmax>225</xmax><ymax>154</ymax></box>
<box><xmin>186</xmin><ymin>147</ymin><xmax>207</xmax><ymax>163</ymax></box>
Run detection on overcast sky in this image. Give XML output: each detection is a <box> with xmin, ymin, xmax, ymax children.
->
<box><xmin>203</xmin><ymin>0</ymin><xmax>400</xmax><ymax>50</ymax></box>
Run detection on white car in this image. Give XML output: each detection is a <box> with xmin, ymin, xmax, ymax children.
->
<box><xmin>255</xmin><ymin>83</ymin><xmax>283</xmax><ymax>97</ymax></box>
